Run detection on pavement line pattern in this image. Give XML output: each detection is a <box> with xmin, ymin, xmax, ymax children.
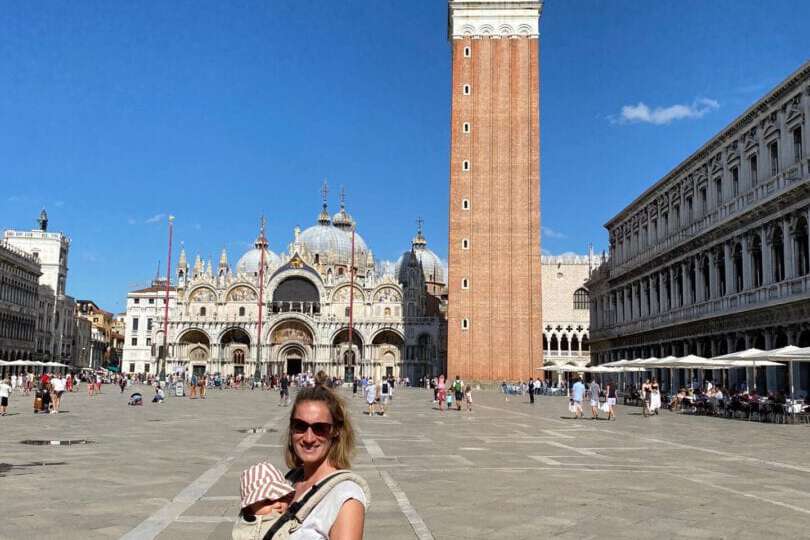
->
<box><xmin>121</xmin><ymin>417</ymin><xmax>281</xmax><ymax>540</ymax></box>
<box><xmin>380</xmin><ymin>470</ymin><xmax>435</xmax><ymax>540</ymax></box>
<box><xmin>362</xmin><ymin>437</ymin><xmax>434</xmax><ymax>539</ymax></box>
<box><xmin>364</xmin><ymin>439</ymin><xmax>386</xmax><ymax>459</ymax></box>
<box><xmin>646</xmin><ymin>438</ymin><xmax>810</xmax><ymax>474</ymax></box>
<box><xmin>544</xmin><ymin>440</ymin><xmax>603</xmax><ymax>457</ymax></box>
<box><xmin>529</xmin><ymin>455</ymin><xmax>562</xmax><ymax>465</ymax></box>
<box><xmin>668</xmin><ymin>472</ymin><xmax>810</xmax><ymax>517</ymax></box>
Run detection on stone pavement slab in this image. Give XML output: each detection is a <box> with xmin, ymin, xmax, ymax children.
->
<box><xmin>1</xmin><ymin>385</ymin><xmax>809</xmax><ymax>539</ymax></box>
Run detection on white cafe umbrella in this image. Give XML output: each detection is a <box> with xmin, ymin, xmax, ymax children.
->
<box><xmin>773</xmin><ymin>347</ymin><xmax>810</xmax><ymax>401</ymax></box>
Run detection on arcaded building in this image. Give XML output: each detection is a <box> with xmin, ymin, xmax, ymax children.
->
<box><xmin>446</xmin><ymin>0</ymin><xmax>544</xmax><ymax>382</ymax></box>
<box><xmin>588</xmin><ymin>61</ymin><xmax>810</xmax><ymax>394</ymax></box>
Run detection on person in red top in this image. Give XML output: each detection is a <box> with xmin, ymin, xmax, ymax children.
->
<box><xmin>40</xmin><ymin>372</ymin><xmax>51</xmax><ymax>386</ymax></box>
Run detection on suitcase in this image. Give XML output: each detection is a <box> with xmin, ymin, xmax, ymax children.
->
<box><xmin>34</xmin><ymin>397</ymin><xmax>43</xmax><ymax>412</ymax></box>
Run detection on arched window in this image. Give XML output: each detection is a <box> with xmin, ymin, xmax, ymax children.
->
<box><xmin>239</xmin><ymin>307</ymin><xmax>245</xmax><ymax>317</ymax></box>
<box><xmin>233</xmin><ymin>349</ymin><xmax>245</xmax><ymax>364</ymax></box>
<box><xmin>199</xmin><ymin>307</ymin><xmax>206</xmax><ymax>316</ymax></box>
<box><xmin>573</xmin><ymin>288</ymin><xmax>589</xmax><ymax>310</ymax></box>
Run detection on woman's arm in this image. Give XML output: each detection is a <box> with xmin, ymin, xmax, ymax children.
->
<box><xmin>329</xmin><ymin>499</ymin><xmax>365</xmax><ymax>540</ymax></box>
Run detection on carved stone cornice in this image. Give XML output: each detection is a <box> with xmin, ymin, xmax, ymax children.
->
<box><xmin>448</xmin><ymin>0</ymin><xmax>543</xmax><ymax>40</ymax></box>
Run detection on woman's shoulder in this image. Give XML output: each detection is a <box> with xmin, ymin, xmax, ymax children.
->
<box><xmin>326</xmin><ymin>478</ymin><xmax>369</xmax><ymax>509</ymax></box>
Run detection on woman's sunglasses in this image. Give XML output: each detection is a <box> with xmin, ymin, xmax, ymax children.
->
<box><xmin>291</xmin><ymin>418</ymin><xmax>333</xmax><ymax>438</ymax></box>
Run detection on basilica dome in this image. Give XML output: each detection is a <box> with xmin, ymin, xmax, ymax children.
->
<box><xmin>301</xmin><ymin>204</ymin><xmax>369</xmax><ymax>267</ymax></box>
<box><xmin>236</xmin><ymin>247</ymin><xmax>281</xmax><ymax>274</ymax></box>
<box><xmin>396</xmin><ymin>228</ymin><xmax>446</xmax><ymax>285</ymax></box>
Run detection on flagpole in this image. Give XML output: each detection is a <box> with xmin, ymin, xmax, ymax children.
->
<box><xmin>255</xmin><ymin>217</ymin><xmax>266</xmax><ymax>382</ymax></box>
<box><xmin>159</xmin><ymin>215</ymin><xmax>174</xmax><ymax>383</ymax></box>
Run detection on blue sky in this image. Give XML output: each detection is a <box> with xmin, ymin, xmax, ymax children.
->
<box><xmin>2</xmin><ymin>0</ymin><xmax>808</xmax><ymax>313</ymax></box>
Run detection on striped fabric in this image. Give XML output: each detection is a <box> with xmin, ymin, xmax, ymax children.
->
<box><xmin>240</xmin><ymin>462</ymin><xmax>294</xmax><ymax>510</ymax></box>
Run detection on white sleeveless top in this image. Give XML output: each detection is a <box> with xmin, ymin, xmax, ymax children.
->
<box><xmin>290</xmin><ymin>480</ymin><xmax>367</xmax><ymax>539</ymax></box>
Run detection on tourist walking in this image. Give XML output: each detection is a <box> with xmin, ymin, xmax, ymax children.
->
<box><xmin>0</xmin><ymin>378</ymin><xmax>11</xmax><ymax>416</ymax></box>
<box><xmin>464</xmin><ymin>385</ymin><xmax>473</xmax><ymax>413</ymax></box>
<box><xmin>279</xmin><ymin>374</ymin><xmax>290</xmax><ymax>406</ymax></box>
<box><xmin>51</xmin><ymin>374</ymin><xmax>66</xmax><ymax>413</ymax></box>
<box><xmin>605</xmin><ymin>381</ymin><xmax>617</xmax><ymax>420</ymax></box>
<box><xmin>528</xmin><ymin>377</ymin><xmax>535</xmax><ymax>404</ymax></box>
<box><xmin>365</xmin><ymin>379</ymin><xmax>377</xmax><ymax>416</ymax></box>
<box><xmin>641</xmin><ymin>379</ymin><xmax>652</xmax><ymax>417</ymax></box>
<box><xmin>352</xmin><ymin>378</ymin><xmax>358</xmax><ymax>398</ymax></box>
<box><xmin>650</xmin><ymin>378</ymin><xmax>661</xmax><ymax>415</ymax></box>
<box><xmin>436</xmin><ymin>375</ymin><xmax>447</xmax><ymax>413</ymax></box>
<box><xmin>571</xmin><ymin>377</ymin><xmax>585</xmax><ymax>419</ymax></box>
<box><xmin>452</xmin><ymin>375</ymin><xmax>463</xmax><ymax>411</ymax></box>
<box><xmin>379</xmin><ymin>378</ymin><xmax>391</xmax><ymax>416</ymax></box>
<box><xmin>589</xmin><ymin>379</ymin><xmax>601</xmax><ymax>420</ymax></box>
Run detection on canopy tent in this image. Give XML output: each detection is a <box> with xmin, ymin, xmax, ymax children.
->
<box><xmin>771</xmin><ymin>347</ymin><xmax>810</xmax><ymax>400</ymax></box>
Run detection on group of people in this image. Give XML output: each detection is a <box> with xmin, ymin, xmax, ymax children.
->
<box><xmin>569</xmin><ymin>377</ymin><xmax>618</xmax><ymax>420</ymax></box>
<box><xmin>353</xmin><ymin>376</ymin><xmax>394</xmax><ymax>416</ymax></box>
<box><xmin>431</xmin><ymin>374</ymin><xmax>472</xmax><ymax>413</ymax></box>
<box><xmin>0</xmin><ymin>371</ymin><xmax>75</xmax><ymax>415</ymax></box>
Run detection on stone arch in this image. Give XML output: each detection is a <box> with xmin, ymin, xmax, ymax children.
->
<box><xmin>187</xmin><ymin>286</ymin><xmax>218</xmax><ymax>303</ymax></box>
<box><xmin>372</xmin><ymin>285</ymin><xmax>402</xmax><ymax>304</ymax></box>
<box><xmin>269</xmin><ymin>319</ymin><xmax>315</xmax><ymax>346</ymax></box>
<box><xmin>332</xmin><ymin>327</ymin><xmax>364</xmax><ymax>349</ymax></box>
<box><xmin>219</xmin><ymin>326</ymin><xmax>251</xmax><ymax>346</ymax></box>
<box><xmin>370</xmin><ymin>327</ymin><xmax>405</xmax><ymax>344</ymax></box>
<box><xmin>225</xmin><ymin>284</ymin><xmax>258</xmax><ymax>302</ymax></box>
<box><xmin>268</xmin><ymin>268</ymin><xmax>325</xmax><ymax>301</ymax></box>
<box><xmin>331</xmin><ymin>284</ymin><xmax>366</xmax><ymax>304</ymax></box>
<box><xmin>178</xmin><ymin>328</ymin><xmax>211</xmax><ymax>346</ymax></box>
<box><xmin>271</xmin><ymin>275</ymin><xmax>322</xmax><ymax>314</ymax></box>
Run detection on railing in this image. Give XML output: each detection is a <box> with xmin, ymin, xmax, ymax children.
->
<box><xmin>591</xmin><ymin>272</ymin><xmax>810</xmax><ymax>340</ymax></box>
<box><xmin>606</xmin><ymin>157</ymin><xmax>809</xmax><ymax>279</ymax></box>
<box><xmin>0</xmin><ymin>240</ymin><xmax>39</xmax><ymax>264</ymax></box>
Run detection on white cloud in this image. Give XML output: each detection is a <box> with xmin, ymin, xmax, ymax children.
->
<box><xmin>145</xmin><ymin>213</ymin><xmax>165</xmax><ymax>224</ymax></box>
<box><xmin>542</xmin><ymin>226</ymin><xmax>566</xmax><ymax>239</ymax></box>
<box><xmin>7</xmin><ymin>195</ymin><xmax>22</xmax><ymax>203</ymax></box>
<box><xmin>615</xmin><ymin>98</ymin><xmax>719</xmax><ymax>125</ymax></box>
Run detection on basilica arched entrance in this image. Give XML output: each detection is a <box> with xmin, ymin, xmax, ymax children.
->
<box><xmin>178</xmin><ymin>329</ymin><xmax>210</xmax><ymax>375</ymax></box>
<box><xmin>333</xmin><ymin>328</ymin><xmax>364</xmax><ymax>381</ymax></box>
<box><xmin>372</xmin><ymin>330</ymin><xmax>404</xmax><ymax>381</ymax></box>
<box><xmin>270</xmin><ymin>320</ymin><xmax>314</xmax><ymax>376</ymax></box>
<box><xmin>220</xmin><ymin>327</ymin><xmax>250</xmax><ymax>377</ymax></box>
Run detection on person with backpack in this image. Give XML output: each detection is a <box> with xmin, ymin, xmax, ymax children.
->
<box><xmin>232</xmin><ymin>385</ymin><xmax>368</xmax><ymax>539</ymax></box>
<box><xmin>379</xmin><ymin>379</ymin><xmax>391</xmax><ymax>416</ymax></box>
<box><xmin>190</xmin><ymin>373</ymin><xmax>198</xmax><ymax>399</ymax></box>
<box><xmin>452</xmin><ymin>375</ymin><xmax>464</xmax><ymax>411</ymax></box>
<box><xmin>528</xmin><ymin>377</ymin><xmax>536</xmax><ymax>404</ymax></box>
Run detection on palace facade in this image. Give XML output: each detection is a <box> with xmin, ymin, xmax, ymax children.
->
<box><xmin>588</xmin><ymin>61</ymin><xmax>810</xmax><ymax>394</ymax></box>
<box><xmin>123</xmin><ymin>198</ymin><xmax>448</xmax><ymax>382</ymax></box>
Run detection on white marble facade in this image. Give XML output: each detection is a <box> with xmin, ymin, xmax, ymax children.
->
<box><xmin>124</xmin><ymin>197</ymin><xmax>448</xmax><ymax>382</ymax></box>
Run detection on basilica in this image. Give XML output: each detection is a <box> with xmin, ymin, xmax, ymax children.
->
<box><xmin>123</xmin><ymin>194</ymin><xmax>448</xmax><ymax>382</ymax></box>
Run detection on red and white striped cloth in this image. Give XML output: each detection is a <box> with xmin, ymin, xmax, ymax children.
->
<box><xmin>240</xmin><ymin>462</ymin><xmax>294</xmax><ymax>510</ymax></box>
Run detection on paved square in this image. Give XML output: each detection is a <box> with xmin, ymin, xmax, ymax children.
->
<box><xmin>1</xmin><ymin>385</ymin><xmax>810</xmax><ymax>539</ymax></box>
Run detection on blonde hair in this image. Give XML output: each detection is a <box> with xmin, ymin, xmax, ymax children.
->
<box><xmin>284</xmin><ymin>385</ymin><xmax>356</xmax><ymax>470</ymax></box>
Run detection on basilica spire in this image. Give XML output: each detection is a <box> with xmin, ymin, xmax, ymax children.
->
<box><xmin>317</xmin><ymin>179</ymin><xmax>331</xmax><ymax>225</ymax></box>
<box><xmin>412</xmin><ymin>217</ymin><xmax>427</xmax><ymax>249</ymax></box>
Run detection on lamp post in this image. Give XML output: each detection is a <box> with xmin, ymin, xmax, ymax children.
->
<box><xmin>159</xmin><ymin>215</ymin><xmax>174</xmax><ymax>383</ymax></box>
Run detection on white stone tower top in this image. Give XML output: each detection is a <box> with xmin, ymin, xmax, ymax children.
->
<box><xmin>448</xmin><ymin>0</ymin><xmax>543</xmax><ymax>40</ymax></box>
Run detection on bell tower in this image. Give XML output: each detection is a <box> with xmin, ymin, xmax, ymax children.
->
<box><xmin>446</xmin><ymin>0</ymin><xmax>543</xmax><ymax>381</ymax></box>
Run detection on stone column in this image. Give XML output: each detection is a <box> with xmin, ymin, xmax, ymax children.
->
<box><xmin>783</xmin><ymin>215</ymin><xmax>796</xmax><ymax>280</ymax></box>
<box><xmin>761</xmin><ymin>226</ymin><xmax>773</xmax><ymax>286</ymax></box>
<box><xmin>708</xmin><ymin>251</ymin><xmax>719</xmax><ymax>299</ymax></box>
<box><xmin>723</xmin><ymin>243</ymin><xmax>734</xmax><ymax>296</ymax></box>
<box><xmin>695</xmin><ymin>256</ymin><xmax>705</xmax><ymax>303</ymax></box>
<box><xmin>742</xmin><ymin>235</ymin><xmax>753</xmax><ymax>290</ymax></box>
<box><xmin>669</xmin><ymin>267</ymin><xmax>678</xmax><ymax>309</ymax></box>
<box><xmin>681</xmin><ymin>262</ymin><xmax>691</xmax><ymax>306</ymax></box>
<box><xmin>650</xmin><ymin>275</ymin><xmax>659</xmax><ymax>314</ymax></box>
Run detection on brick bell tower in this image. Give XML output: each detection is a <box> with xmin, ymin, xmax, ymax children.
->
<box><xmin>446</xmin><ymin>0</ymin><xmax>543</xmax><ymax>382</ymax></box>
